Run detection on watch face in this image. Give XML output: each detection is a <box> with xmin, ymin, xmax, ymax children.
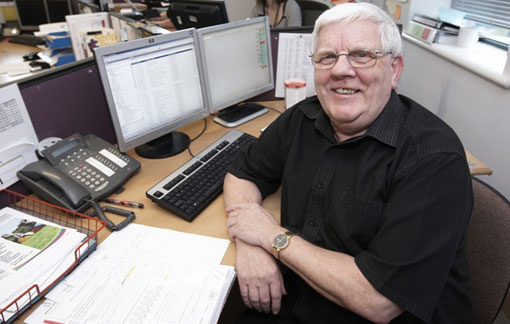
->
<box><xmin>274</xmin><ymin>233</ymin><xmax>289</xmax><ymax>249</ymax></box>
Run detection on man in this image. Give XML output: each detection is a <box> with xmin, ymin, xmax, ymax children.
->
<box><xmin>224</xmin><ymin>3</ymin><xmax>474</xmax><ymax>324</ymax></box>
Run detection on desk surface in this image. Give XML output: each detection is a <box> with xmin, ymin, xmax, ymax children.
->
<box><xmin>7</xmin><ymin>101</ymin><xmax>491</xmax><ymax>324</ymax></box>
<box><xmin>0</xmin><ymin>39</ymin><xmax>43</xmax><ymax>86</ymax></box>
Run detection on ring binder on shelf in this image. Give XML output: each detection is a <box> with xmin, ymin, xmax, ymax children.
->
<box><xmin>0</xmin><ymin>189</ymin><xmax>106</xmax><ymax>324</ymax></box>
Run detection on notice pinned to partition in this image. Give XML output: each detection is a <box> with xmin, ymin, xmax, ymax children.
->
<box><xmin>275</xmin><ymin>33</ymin><xmax>316</xmax><ymax>98</ymax></box>
<box><xmin>0</xmin><ymin>84</ymin><xmax>38</xmax><ymax>189</ymax></box>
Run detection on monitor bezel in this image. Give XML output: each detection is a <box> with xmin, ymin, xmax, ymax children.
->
<box><xmin>93</xmin><ymin>28</ymin><xmax>210</xmax><ymax>153</ymax></box>
<box><xmin>197</xmin><ymin>16</ymin><xmax>274</xmax><ymax>114</ymax></box>
<box><xmin>167</xmin><ymin>0</ymin><xmax>229</xmax><ymax>30</ymax></box>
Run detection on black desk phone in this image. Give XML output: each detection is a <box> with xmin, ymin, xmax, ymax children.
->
<box><xmin>17</xmin><ymin>133</ymin><xmax>141</xmax><ymax>212</ymax></box>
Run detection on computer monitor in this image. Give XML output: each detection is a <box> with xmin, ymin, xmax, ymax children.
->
<box><xmin>94</xmin><ymin>29</ymin><xmax>209</xmax><ymax>159</ymax></box>
<box><xmin>167</xmin><ymin>0</ymin><xmax>229</xmax><ymax>30</ymax></box>
<box><xmin>71</xmin><ymin>0</ymin><xmax>101</xmax><ymax>14</ymax></box>
<box><xmin>197</xmin><ymin>16</ymin><xmax>274</xmax><ymax>122</ymax></box>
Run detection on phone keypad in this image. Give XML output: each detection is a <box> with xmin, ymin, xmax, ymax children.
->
<box><xmin>68</xmin><ymin>164</ymin><xmax>108</xmax><ymax>191</ymax></box>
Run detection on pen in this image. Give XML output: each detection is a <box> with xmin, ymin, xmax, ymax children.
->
<box><xmin>103</xmin><ymin>198</ymin><xmax>144</xmax><ymax>209</ymax></box>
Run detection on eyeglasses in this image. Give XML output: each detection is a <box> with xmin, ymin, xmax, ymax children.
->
<box><xmin>310</xmin><ymin>49</ymin><xmax>393</xmax><ymax>69</ymax></box>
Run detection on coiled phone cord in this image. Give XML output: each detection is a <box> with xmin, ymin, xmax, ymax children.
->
<box><xmin>85</xmin><ymin>200</ymin><xmax>136</xmax><ymax>231</ymax></box>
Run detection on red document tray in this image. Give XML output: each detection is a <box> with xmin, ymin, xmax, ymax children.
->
<box><xmin>0</xmin><ymin>189</ymin><xmax>106</xmax><ymax>324</ymax></box>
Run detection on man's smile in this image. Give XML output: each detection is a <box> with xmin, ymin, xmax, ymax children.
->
<box><xmin>334</xmin><ymin>88</ymin><xmax>360</xmax><ymax>95</ymax></box>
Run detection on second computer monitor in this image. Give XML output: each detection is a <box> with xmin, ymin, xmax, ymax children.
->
<box><xmin>167</xmin><ymin>0</ymin><xmax>229</xmax><ymax>30</ymax></box>
<box><xmin>198</xmin><ymin>16</ymin><xmax>274</xmax><ymax>114</ymax></box>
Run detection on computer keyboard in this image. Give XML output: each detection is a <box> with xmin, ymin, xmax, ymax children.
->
<box><xmin>8</xmin><ymin>34</ymin><xmax>46</xmax><ymax>46</ymax></box>
<box><xmin>146</xmin><ymin>129</ymin><xmax>257</xmax><ymax>221</ymax></box>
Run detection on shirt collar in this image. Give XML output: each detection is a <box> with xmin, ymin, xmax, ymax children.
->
<box><xmin>364</xmin><ymin>90</ymin><xmax>402</xmax><ymax>147</ymax></box>
<box><xmin>298</xmin><ymin>91</ymin><xmax>403</xmax><ymax>147</ymax></box>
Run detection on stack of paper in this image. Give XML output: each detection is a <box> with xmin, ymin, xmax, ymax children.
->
<box><xmin>26</xmin><ymin>224</ymin><xmax>235</xmax><ymax>324</ymax></box>
<box><xmin>0</xmin><ymin>207</ymin><xmax>89</xmax><ymax>323</ymax></box>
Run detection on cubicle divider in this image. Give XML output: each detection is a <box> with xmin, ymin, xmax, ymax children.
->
<box><xmin>17</xmin><ymin>57</ymin><xmax>116</xmax><ymax>143</ymax></box>
<box><xmin>1</xmin><ymin>58</ymin><xmax>115</xmax><ymax>204</ymax></box>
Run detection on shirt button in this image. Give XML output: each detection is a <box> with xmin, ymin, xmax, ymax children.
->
<box><xmin>317</xmin><ymin>183</ymin><xmax>323</xmax><ymax>189</ymax></box>
<box><xmin>310</xmin><ymin>221</ymin><xmax>316</xmax><ymax>226</ymax></box>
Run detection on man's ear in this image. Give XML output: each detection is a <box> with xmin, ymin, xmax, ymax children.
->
<box><xmin>390</xmin><ymin>56</ymin><xmax>404</xmax><ymax>89</ymax></box>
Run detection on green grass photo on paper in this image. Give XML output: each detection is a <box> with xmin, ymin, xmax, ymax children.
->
<box><xmin>21</xmin><ymin>225</ymin><xmax>62</xmax><ymax>250</ymax></box>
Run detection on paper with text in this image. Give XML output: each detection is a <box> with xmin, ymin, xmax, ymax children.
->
<box><xmin>0</xmin><ymin>84</ymin><xmax>38</xmax><ymax>189</ymax></box>
<box><xmin>275</xmin><ymin>33</ymin><xmax>316</xmax><ymax>98</ymax></box>
<box><xmin>30</xmin><ymin>224</ymin><xmax>235</xmax><ymax>324</ymax></box>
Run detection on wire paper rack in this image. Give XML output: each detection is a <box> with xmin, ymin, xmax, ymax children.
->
<box><xmin>0</xmin><ymin>189</ymin><xmax>106</xmax><ymax>324</ymax></box>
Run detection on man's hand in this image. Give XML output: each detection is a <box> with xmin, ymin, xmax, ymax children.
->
<box><xmin>236</xmin><ymin>240</ymin><xmax>287</xmax><ymax>314</ymax></box>
<box><xmin>226</xmin><ymin>202</ymin><xmax>282</xmax><ymax>250</ymax></box>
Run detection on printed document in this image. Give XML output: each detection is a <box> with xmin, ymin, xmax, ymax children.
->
<box><xmin>0</xmin><ymin>84</ymin><xmax>38</xmax><ymax>189</ymax></box>
<box><xmin>27</xmin><ymin>224</ymin><xmax>235</xmax><ymax>324</ymax></box>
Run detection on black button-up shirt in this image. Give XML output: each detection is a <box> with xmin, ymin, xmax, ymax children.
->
<box><xmin>229</xmin><ymin>92</ymin><xmax>474</xmax><ymax>324</ymax></box>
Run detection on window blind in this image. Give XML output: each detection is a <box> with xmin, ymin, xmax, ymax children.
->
<box><xmin>451</xmin><ymin>0</ymin><xmax>510</xmax><ymax>29</ymax></box>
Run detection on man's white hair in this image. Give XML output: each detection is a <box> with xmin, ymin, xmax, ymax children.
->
<box><xmin>311</xmin><ymin>3</ymin><xmax>402</xmax><ymax>57</ymax></box>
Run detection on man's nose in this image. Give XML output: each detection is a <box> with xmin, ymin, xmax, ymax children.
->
<box><xmin>330</xmin><ymin>54</ymin><xmax>356</xmax><ymax>76</ymax></box>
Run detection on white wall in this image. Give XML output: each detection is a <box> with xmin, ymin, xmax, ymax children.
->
<box><xmin>398</xmin><ymin>39</ymin><xmax>510</xmax><ymax>198</ymax></box>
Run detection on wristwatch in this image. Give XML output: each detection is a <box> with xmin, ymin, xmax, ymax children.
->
<box><xmin>272</xmin><ymin>230</ymin><xmax>294</xmax><ymax>259</ymax></box>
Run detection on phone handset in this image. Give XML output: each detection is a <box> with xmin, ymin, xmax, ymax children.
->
<box><xmin>17</xmin><ymin>160</ymin><xmax>91</xmax><ymax>210</ymax></box>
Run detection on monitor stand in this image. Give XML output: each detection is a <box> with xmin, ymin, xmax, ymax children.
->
<box><xmin>213</xmin><ymin>102</ymin><xmax>268</xmax><ymax>128</ymax></box>
<box><xmin>135</xmin><ymin>132</ymin><xmax>190</xmax><ymax>159</ymax></box>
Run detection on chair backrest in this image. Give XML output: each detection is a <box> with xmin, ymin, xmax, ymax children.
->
<box><xmin>295</xmin><ymin>0</ymin><xmax>331</xmax><ymax>26</ymax></box>
<box><xmin>466</xmin><ymin>177</ymin><xmax>510</xmax><ymax>324</ymax></box>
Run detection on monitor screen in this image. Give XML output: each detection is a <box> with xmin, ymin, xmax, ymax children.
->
<box><xmin>94</xmin><ymin>29</ymin><xmax>209</xmax><ymax>159</ymax></box>
<box><xmin>167</xmin><ymin>0</ymin><xmax>229</xmax><ymax>30</ymax></box>
<box><xmin>197</xmin><ymin>16</ymin><xmax>274</xmax><ymax>114</ymax></box>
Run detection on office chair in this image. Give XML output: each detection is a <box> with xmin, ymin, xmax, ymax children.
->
<box><xmin>465</xmin><ymin>177</ymin><xmax>510</xmax><ymax>324</ymax></box>
<box><xmin>295</xmin><ymin>0</ymin><xmax>331</xmax><ymax>26</ymax></box>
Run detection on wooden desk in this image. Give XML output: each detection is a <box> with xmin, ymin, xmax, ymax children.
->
<box><xmin>0</xmin><ymin>39</ymin><xmax>42</xmax><ymax>85</ymax></box>
<box><xmin>7</xmin><ymin>100</ymin><xmax>490</xmax><ymax>323</ymax></box>
<box><xmin>113</xmin><ymin>101</ymin><xmax>286</xmax><ymax>266</ymax></box>
<box><xmin>466</xmin><ymin>150</ymin><xmax>493</xmax><ymax>176</ymax></box>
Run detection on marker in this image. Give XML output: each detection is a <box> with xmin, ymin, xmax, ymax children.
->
<box><xmin>103</xmin><ymin>198</ymin><xmax>144</xmax><ymax>208</ymax></box>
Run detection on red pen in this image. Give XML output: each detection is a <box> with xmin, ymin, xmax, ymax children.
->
<box><xmin>103</xmin><ymin>198</ymin><xmax>144</xmax><ymax>208</ymax></box>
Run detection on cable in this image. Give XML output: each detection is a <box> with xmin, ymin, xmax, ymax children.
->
<box><xmin>190</xmin><ymin>118</ymin><xmax>208</xmax><ymax>142</ymax></box>
<box><xmin>187</xmin><ymin>118</ymin><xmax>208</xmax><ymax>157</ymax></box>
<box><xmin>266</xmin><ymin>106</ymin><xmax>283</xmax><ymax>114</ymax></box>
